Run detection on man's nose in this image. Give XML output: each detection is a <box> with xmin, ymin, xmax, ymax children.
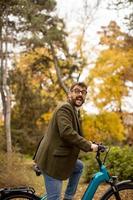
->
<box><xmin>79</xmin><ymin>91</ymin><xmax>83</xmax><ymax>96</ymax></box>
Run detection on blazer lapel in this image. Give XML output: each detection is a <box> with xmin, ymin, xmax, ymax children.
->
<box><xmin>74</xmin><ymin>109</ymin><xmax>83</xmax><ymax>136</ymax></box>
<box><xmin>68</xmin><ymin>101</ymin><xmax>83</xmax><ymax>136</ymax></box>
<box><xmin>67</xmin><ymin>101</ymin><xmax>83</xmax><ymax>135</ymax></box>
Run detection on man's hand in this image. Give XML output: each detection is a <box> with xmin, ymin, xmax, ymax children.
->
<box><xmin>91</xmin><ymin>143</ymin><xmax>98</xmax><ymax>152</ymax></box>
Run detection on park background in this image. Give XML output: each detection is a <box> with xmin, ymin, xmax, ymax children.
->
<box><xmin>0</xmin><ymin>0</ymin><xmax>133</xmax><ymax>199</ymax></box>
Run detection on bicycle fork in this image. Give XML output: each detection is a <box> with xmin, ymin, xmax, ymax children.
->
<box><xmin>108</xmin><ymin>178</ymin><xmax>132</xmax><ymax>200</ymax></box>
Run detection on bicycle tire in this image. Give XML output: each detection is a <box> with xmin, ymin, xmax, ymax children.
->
<box><xmin>101</xmin><ymin>182</ymin><xmax>133</xmax><ymax>200</ymax></box>
<box><xmin>2</xmin><ymin>191</ymin><xmax>40</xmax><ymax>200</ymax></box>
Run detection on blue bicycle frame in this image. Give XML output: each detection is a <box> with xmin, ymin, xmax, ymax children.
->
<box><xmin>40</xmin><ymin>194</ymin><xmax>47</xmax><ymax>200</ymax></box>
<box><xmin>82</xmin><ymin>164</ymin><xmax>111</xmax><ymax>200</ymax></box>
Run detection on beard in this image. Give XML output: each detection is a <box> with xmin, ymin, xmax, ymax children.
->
<box><xmin>72</xmin><ymin>96</ymin><xmax>84</xmax><ymax>107</ymax></box>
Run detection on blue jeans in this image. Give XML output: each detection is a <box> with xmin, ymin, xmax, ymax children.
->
<box><xmin>43</xmin><ymin>159</ymin><xmax>83</xmax><ymax>200</ymax></box>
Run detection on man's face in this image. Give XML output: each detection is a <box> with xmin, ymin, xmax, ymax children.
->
<box><xmin>68</xmin><ymin>85</ymin><xmax>87</xmax><ymax>107</ymax></box>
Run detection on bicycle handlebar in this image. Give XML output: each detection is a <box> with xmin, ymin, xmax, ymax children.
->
<box><xmin>98</xmin><ymin>144</ymin><xmax>107</xmax><ymax>153</ymax></box>
<box><xmin>95</xmin><ymin>144</ymin><xmax>109</xmax><ymax>167</ymax></box>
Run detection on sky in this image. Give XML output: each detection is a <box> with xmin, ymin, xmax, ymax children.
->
<box><xmin>56</xmin><ymin>0</ymin><xmax>129</xmax><ymax>43</ymax></box>
<box><xmin>56</xmin><ymin>0</ymin><xmax>133</xmax><ymax>114</ymax></box>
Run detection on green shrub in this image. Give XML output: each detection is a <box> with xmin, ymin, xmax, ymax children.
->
<box><xmin>106</xmin><ymin>146</ymin><xmax>133</xmax><ymax>181</ymax></box>
<box><xmin>81</xmin><ymin>146</ymin><xmax>133</xmax><ymax>183</ymax></box>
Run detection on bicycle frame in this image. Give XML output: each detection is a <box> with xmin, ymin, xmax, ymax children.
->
<box><xmin>81</xmin><ymin>164</ymin><xmax>111</xmax><ymax>200</ymax></box>
<box><xmin>40</xmin><ymin>194</ymin><xmax>47</xmax><ymax>200</ymax></box>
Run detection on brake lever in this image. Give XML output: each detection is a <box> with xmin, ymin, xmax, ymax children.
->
<box><xmin>103</xmin><ymin>147</ymin><xmax>110</xmax><ymax>164</ymax></box>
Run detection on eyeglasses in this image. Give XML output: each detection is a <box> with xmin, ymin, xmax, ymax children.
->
<box><xmin>71</xmin><ymin>88</ymin><xmax>87</xmax><ymax>96</ymax></box>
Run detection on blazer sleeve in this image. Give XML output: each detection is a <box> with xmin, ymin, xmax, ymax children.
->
<box><xmin>56</xmin><ymin>105</ymin><xmax>92</xmax><ymax>152</ymax></box>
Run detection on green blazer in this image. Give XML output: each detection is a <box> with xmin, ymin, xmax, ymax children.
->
<box><xmin>34</xmin><ymin>101</ymin><xmax>92</xmax><ymax>180</ymax></box>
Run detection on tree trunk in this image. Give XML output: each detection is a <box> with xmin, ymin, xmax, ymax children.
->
<box><xmin>50</xmin><ymin>42</ymin><xmax>69</xmax><ymax>94</ymax></box>
<box><xmin>4</xmin><ymin>27</ymin><xmax>12</xmax><ymax>153</ymax></box>
<box><xmin>0</xmin><ymin>16</ymin><xmax>12</xmax><ymax>154</ymax></box>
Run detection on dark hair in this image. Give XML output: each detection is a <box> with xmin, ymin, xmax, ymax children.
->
<box><xmin>70</xmin><ymin>82</ymin><xmax>87</xmax><ymax>91</ymax></box>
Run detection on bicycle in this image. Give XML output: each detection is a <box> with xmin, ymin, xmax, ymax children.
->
<box><xmin>0</xmin><ymin>145</ymin><xmax>133</xmax><ymax>200</ymax></box>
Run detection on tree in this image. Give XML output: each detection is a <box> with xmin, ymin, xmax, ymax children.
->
<box><xmin>88</xmin><ymin>21</ymin><xmax>133</xmax><ymax>112</ymax></box>
<box><xmin>0</xmin><ymin>0</ymin><xmax>18</xmax><ymax>153</ymax></box>
<box><xmin>109</xmin><ymin>0</ymin><xmax>133</xmax><ymax>31</ymax></box>
<box><xmin>10</xmin><ymin>41</ymin><xmax>87</xmax><ymax>153</ymax></box>
<box><xmin>0</xmin><ymin>0</ymin><xmax>69</xmax><ymax>154</ymax></box>
<box><xmin>82</xmin><ymin>111</ymin><xmax>125</xmax><ymax>144</ymax></box>
<box><xmin>55</xmin><ymin>0</ymin><xmax>103</xmax><ymax>82</ymax></box>
<box><xmin>10</xmin><ymin>48</ymin><xmax>65</xmax><ymax>153</ymax></box>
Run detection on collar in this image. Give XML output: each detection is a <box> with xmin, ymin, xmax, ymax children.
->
<box><xmin>75</xmin><ymin>106</ymin><xmax>80</xmax><ymax>112</ymax></box>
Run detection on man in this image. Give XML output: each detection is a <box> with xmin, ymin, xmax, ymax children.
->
<box><xmin>34</xmin><ymin>82</ymin><xmax>98</xmax><ymax>200</ymax></box>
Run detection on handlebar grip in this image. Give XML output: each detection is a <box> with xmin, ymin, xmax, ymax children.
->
<box><xmin>98</xmin><ymin>144</ymin><xmax>106</xmax><ymax>152</ymax></box>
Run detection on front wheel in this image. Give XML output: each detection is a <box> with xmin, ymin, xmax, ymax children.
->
<box><xmin>101</xmin><ymin>182</ymin><xmax>133</xmax><ymax>200</ymax></box>
<box><xmin>2</xmin><ymin>191</ymin><xmax>40</xmax><ymax>200</ymax></box>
